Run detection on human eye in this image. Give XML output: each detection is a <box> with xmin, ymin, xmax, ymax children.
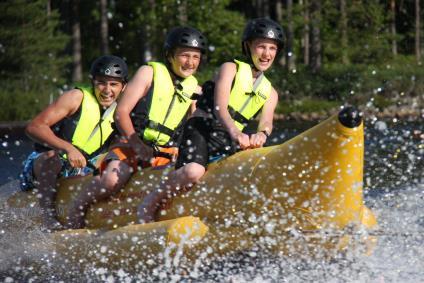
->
<box><xmin>95</xmin><ymin>80</ymin><xmax>106</xmax><ymax>86</ymax></box>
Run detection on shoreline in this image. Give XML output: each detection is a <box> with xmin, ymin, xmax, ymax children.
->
<box><xmin>0</xmin><ymin>107</ymin><xmax>422</xmax><ymax>132</ymax></box>
<box><xmin>277</xmin><ymin>106</ymin><xmax>423</xmax><ymax>122</ymax></box>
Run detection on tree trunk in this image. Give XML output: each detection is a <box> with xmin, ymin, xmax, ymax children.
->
<box><xmin>310</xmin><ymin>0</ymin><xmax>322</xmax><ymax>73</ymax></box>
<box><xmin>100</xmin><ymin>0</ymin><xmax>109</xmax><ymax>54</ymax></box>
<box><xmin>301</xmin><ymin>0</ymin><xmax>310</xmax><ymax>65</ymax></box>
<box><xmin>390</xmin><ymin>0</ymin><xmax>398</xmax><ymax>56</ymax></box>
<box><xmin>286</xmin><ymin>0</ymin><xmax>295</xmax><ymax>71</ymax></box>
<box><xmin>416</xmin><ymin>0</ymin><xmax>421</xmax><ymax>62</ymax></box>
<box><xmin>71</xmin><ymin>0</ymin><xmax>82</xmax><ymax>82</ymax></box>
<box><xmin>340</xmin><ymin>0</ymin><xmax>349</xmax><ymax>64</ymax></box>
<box><xmin>263</xmin><ymin>0</ymin><xmax>270</xmax><ymax>17</ymax></box>
<box><xmin>276</xmin><ymin>0</ymin><xmax>283</xmax><ymax>22</ymax></box>
<box><xmin>47</xmin><ymin>0</ymin><xmax>51</xmax><ymax>16</ymax></box>
<box><xmin>177</xmin><ymin>1</ymin><xmax>187</xmax><ymax>24</ymax></box>
<box><xmin>253</xmin><ymin>0</ymin><xmax>270</xmax><ymax>17</ymax></box>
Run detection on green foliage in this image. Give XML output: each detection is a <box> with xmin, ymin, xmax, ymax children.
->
<box><xmin>0</xmin><ymin>0</ymin><xmax>70</xmax><ymax>121</ymax></box>
<box><xmin>346</xmin><ymin>1</ymin><xmax>391</xmax><ymax>64</ymax></box>
<box><xmin>268</xmin><ymin>64</ymin><xmax>363</xmax><ymax>100</ymax></box>
<box><xmin>0</xmin><ymin>0</ymin><xmax>422</xmax><ymax>121</ymax></box>
<box><xmin>186</xmin><ymin>0</ymin><xmax>245</xmax><ymax>65</ymax></box>
<box><xmin>276</xmin><ymin>97</ymin><xmax>339</xmax><ymax>115</ymax></box>
<box><xmin>268</xmin><ymin>55</ymin><xmax>423</xmax><ymax>114</ymax></box>
<box><xmin>110</xmin><ymin>0</ymin><xmax>245</xmax><ymax>68</ymax></box>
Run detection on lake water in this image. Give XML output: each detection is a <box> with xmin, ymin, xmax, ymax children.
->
<box><xmin>0</xmin><ymin>118</ymin><xmax>422</xmax><ymax>282</ymax></box>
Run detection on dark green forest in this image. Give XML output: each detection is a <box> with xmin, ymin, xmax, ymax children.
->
<box><xmin>0</xmin><ymin>0</ymin><xmax>422</xmax><ymax>121</ymax></box>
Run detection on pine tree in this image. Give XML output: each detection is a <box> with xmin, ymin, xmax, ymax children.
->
<box><xmin>0</xmin><ymin>0</ymin><xmax>70</xmax><ymax>121</ymax></box>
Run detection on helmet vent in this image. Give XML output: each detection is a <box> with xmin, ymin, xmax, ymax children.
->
<box><xmin>89</xmin><ymin>55</ymin><xmax>128</xmax><ymax>81</ymax></box>
<box><xmin>164</xmin><ymin>26</ymin><xmax>207</xmax><ymax>54</ymax></box>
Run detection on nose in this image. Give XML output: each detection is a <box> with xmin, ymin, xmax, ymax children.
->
<box><xmin>186</xmin><ymin>56</ymin><xmax>194</xmax><ymax>67</ymax></box>
<box><xmin>104</xmin><ymin>83</ymin><xmax>112</xmax><ymax>93</ymax></box>
<box><xmin>263</xmin><ymin>48</ymin><xmax>271</xmax><ymax>58</ymax></box>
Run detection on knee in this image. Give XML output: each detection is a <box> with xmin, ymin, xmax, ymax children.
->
<box><xmin>99</xmin><ymin>160</ymin><xmax>131</xmax><ymax>191</ymax></box>
<box><xmin>181</xmin><ymin>163</ymin><xmax>205</xmax><ymax>183</ymax></box>
<box><xmin>100</xmin><ymin>173</ymin><xmax>120</xmax><ymax>192</ymax></box>
<box><xmin>33</xmin><ymin>151</ymin><xmax>62</xmax><ymax>178</ymax></box>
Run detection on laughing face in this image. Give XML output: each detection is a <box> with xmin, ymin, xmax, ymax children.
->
<box><xmin>93</xmin><ymin>76</ymin><xmax>126</xmax><ymax>108</ymax></box>
<box><xmin>248</xmin><ymin>38</ymin><xmax>278</xmax><ymax>72</ymax></box>
<box><xmin>169</xmin><ymin>47</ymin><xmax>201</xmax><ymax>78</ymax></box>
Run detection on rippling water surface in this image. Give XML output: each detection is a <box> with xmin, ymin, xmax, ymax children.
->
<box><xmin>0</xmin><ymin>118</ymin><xmax>422</xmax><ymax>282</ymax></box>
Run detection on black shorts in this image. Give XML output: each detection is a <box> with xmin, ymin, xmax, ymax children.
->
<box><xmin>175</xmin><ymin>117</ymin><xmax>237</xmax><ymax>169</ymax></box>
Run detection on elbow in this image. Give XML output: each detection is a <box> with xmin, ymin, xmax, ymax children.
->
<box><xmin>115</xmin><ymin>101</ymin><xmax>132</xmax><ymax>119</ymax></box>
<box><xmin>25</xmin><ymin>122</ymin><xmax>37</xmax><ymax>138</ymax></box>
<box><xmin>114</xmin><ymin>107</ymin><xmax>125</xmax><ymax>122</ymax></box>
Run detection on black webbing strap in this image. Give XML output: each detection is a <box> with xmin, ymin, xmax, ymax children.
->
<box><xmin>191</xmin><ymin>92</ymin><xmax>201</xmax><ymax>100</ymax></box>
<box><xmin>146</xmin><ymin>120</ymin><xmax>175</xmax><ymax>137</ymax></box>
<box><xmin>228</xmin><ymin>106</ymin><xmax>250</xmax><ymax>126</ymax></box>
<box><xmin>153</xmin><ymin>150</ymin><xmax>174</xmax><ymax>160</ymax></box>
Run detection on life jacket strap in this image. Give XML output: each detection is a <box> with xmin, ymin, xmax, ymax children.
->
<box><xmin>146</xmin><ymin>120</ymin><xmax>175</xmax><ymax>137</ymax></box>
<box><xmin>228</xmin><ymin>106</ymin><xmax>249</xmax><ymax>126</ymax></box>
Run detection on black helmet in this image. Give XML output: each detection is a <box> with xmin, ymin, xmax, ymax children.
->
<box><xmin>164</xmin><ymin>26</ymin><xmax>207</xmax><ymax>55</ymax></box>
<box><xmin>90</xmin><ymin>55</ymin><xmax>128</xmax><ymax>82</ymax></box>
<box><xmin>242</xmin><ymin>18</ymin><xmax>285</xmax><ymax>55</ymax></box>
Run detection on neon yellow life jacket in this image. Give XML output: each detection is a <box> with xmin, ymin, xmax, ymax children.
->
<box><xmin>140</xmin><ymin>62</ymin><xmax>198</xmax><ymax>146</ymax></box>
<box><xmin>228</xmin><ymin>59</ymin><xmax>272</xmax><ymax>130</ymax></box>
<box><xmin>71</xmin><ymin>86</ymin><xmax>116</xmax><ymax>155</ymax></box>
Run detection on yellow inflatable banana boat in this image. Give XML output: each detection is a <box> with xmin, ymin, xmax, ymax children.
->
<box><xmin>6</xmin><ymin>107</ymin><xmax>377</xmax><ymax>263</ymax></box>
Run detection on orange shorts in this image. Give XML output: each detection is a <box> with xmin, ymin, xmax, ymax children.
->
<box><xmin>100</xmin><ymin>142</ymin><xmax>178</xmax><ymax>174</ymax></box>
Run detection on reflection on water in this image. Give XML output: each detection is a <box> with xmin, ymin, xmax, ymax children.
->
<box><xmin>0</xmin><ymin>119</ymin><xmax>422</xmax><ymax>282</ymax></box>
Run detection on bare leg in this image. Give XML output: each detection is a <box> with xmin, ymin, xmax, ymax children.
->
<box><xmin>138</xmin><ymin>162</ymin><xmax>205</xmax><ymax>223</ymax></box>
<box><xmin>33</xmin><ymin>151</ymin><xmax>64</xmax><ymax>231</ymax></box>
<box><xmin>65</xmin><ymin>160</ymin><xmax>132</xmax><ymax>229</ymax></box>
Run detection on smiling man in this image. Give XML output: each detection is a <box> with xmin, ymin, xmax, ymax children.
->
<box><xmin>63</xmin><ymin>27</ymin><xmax>208</xmax><ymax>229</ymax></box>
<box><xmin>20</xmin><ymin>55</ymin><xmax>128</xmax><ymax>230</ymax></box>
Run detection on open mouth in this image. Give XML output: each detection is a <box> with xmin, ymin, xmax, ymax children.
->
<box><xmin>259</xmin><ymin>58</ymin><xmax>270</xmax><ymax>64</ymax></box>
<box><xmin>99</xmin><ymin>94</ymin><xmax>114</xmax><ymax>102</ymax></box>
<box><xmin>181</xmin><ymin>67</ymin><xmax>194</xmax><ymax>73</ymax></box>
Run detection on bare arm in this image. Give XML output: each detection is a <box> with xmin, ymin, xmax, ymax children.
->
<box><xmin>249</xmin><ymin>87</ymin><xmax>278</xmax><ymax>148</ymax></box>
<box><xmin>258</xmin><ymin>87</ymin><xmax>278</xmax><ymax>134</ymax></box>
<box><xmin>114</xmin><ymin>65</ymin><xmax>153</xmax><ymax>138</ymax></box>
<box><xmin>214</xmin><ymin>62</ymin><xmax>250</xmax><ymax>149</ymax></box>
<box><xmin>114</xmin><ymin>65</ymin><xmax>154</xmax><ymax>161</ymax></box>
<box><xmin>25</xmin><ymin>89</ymin><xmax>86</xmax><ymax>167</ymax></box>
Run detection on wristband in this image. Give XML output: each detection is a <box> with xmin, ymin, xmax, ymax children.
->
<box><xmin>260</xmin><ymin>130</ymin><xmax>270</xmax><ymax>138</ymax></box>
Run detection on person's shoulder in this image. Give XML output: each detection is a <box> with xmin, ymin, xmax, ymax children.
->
<box><xmin>270</xmin><ymin>87</ymin><xmax>278</xmax><ymax>100</ymax></box>
<box><xmin>221</xmin><ymin>61</ymin><xmax>237</xmax><ymax>70</ymax></box>
<box><xmin>137</xmin><ymin>64</ymin><xmax>153</xmax><ymax>73</ymax></box>
<box><xmin>58</xmin><ymin>88</ymin><xmax>84</xmax><ymax>102</ymax></box>
<box><xmin>217</xmin><ymin>62</ymin><xmax>237</xmax><ymax>78</ymax></box>
<box><xmin>64</xmin><ymin>87</ymin><xmax>84</xmax><ymax>97</ymax></box>
<box><xmin>54</xmin><ymin>88</ymin><xmax>84</xmax><ymax>111</ymax></box>
<box><xmin>132</xmin><ymin>64</ymin><xmax>153</xmax><ymax>80</ymax></box>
